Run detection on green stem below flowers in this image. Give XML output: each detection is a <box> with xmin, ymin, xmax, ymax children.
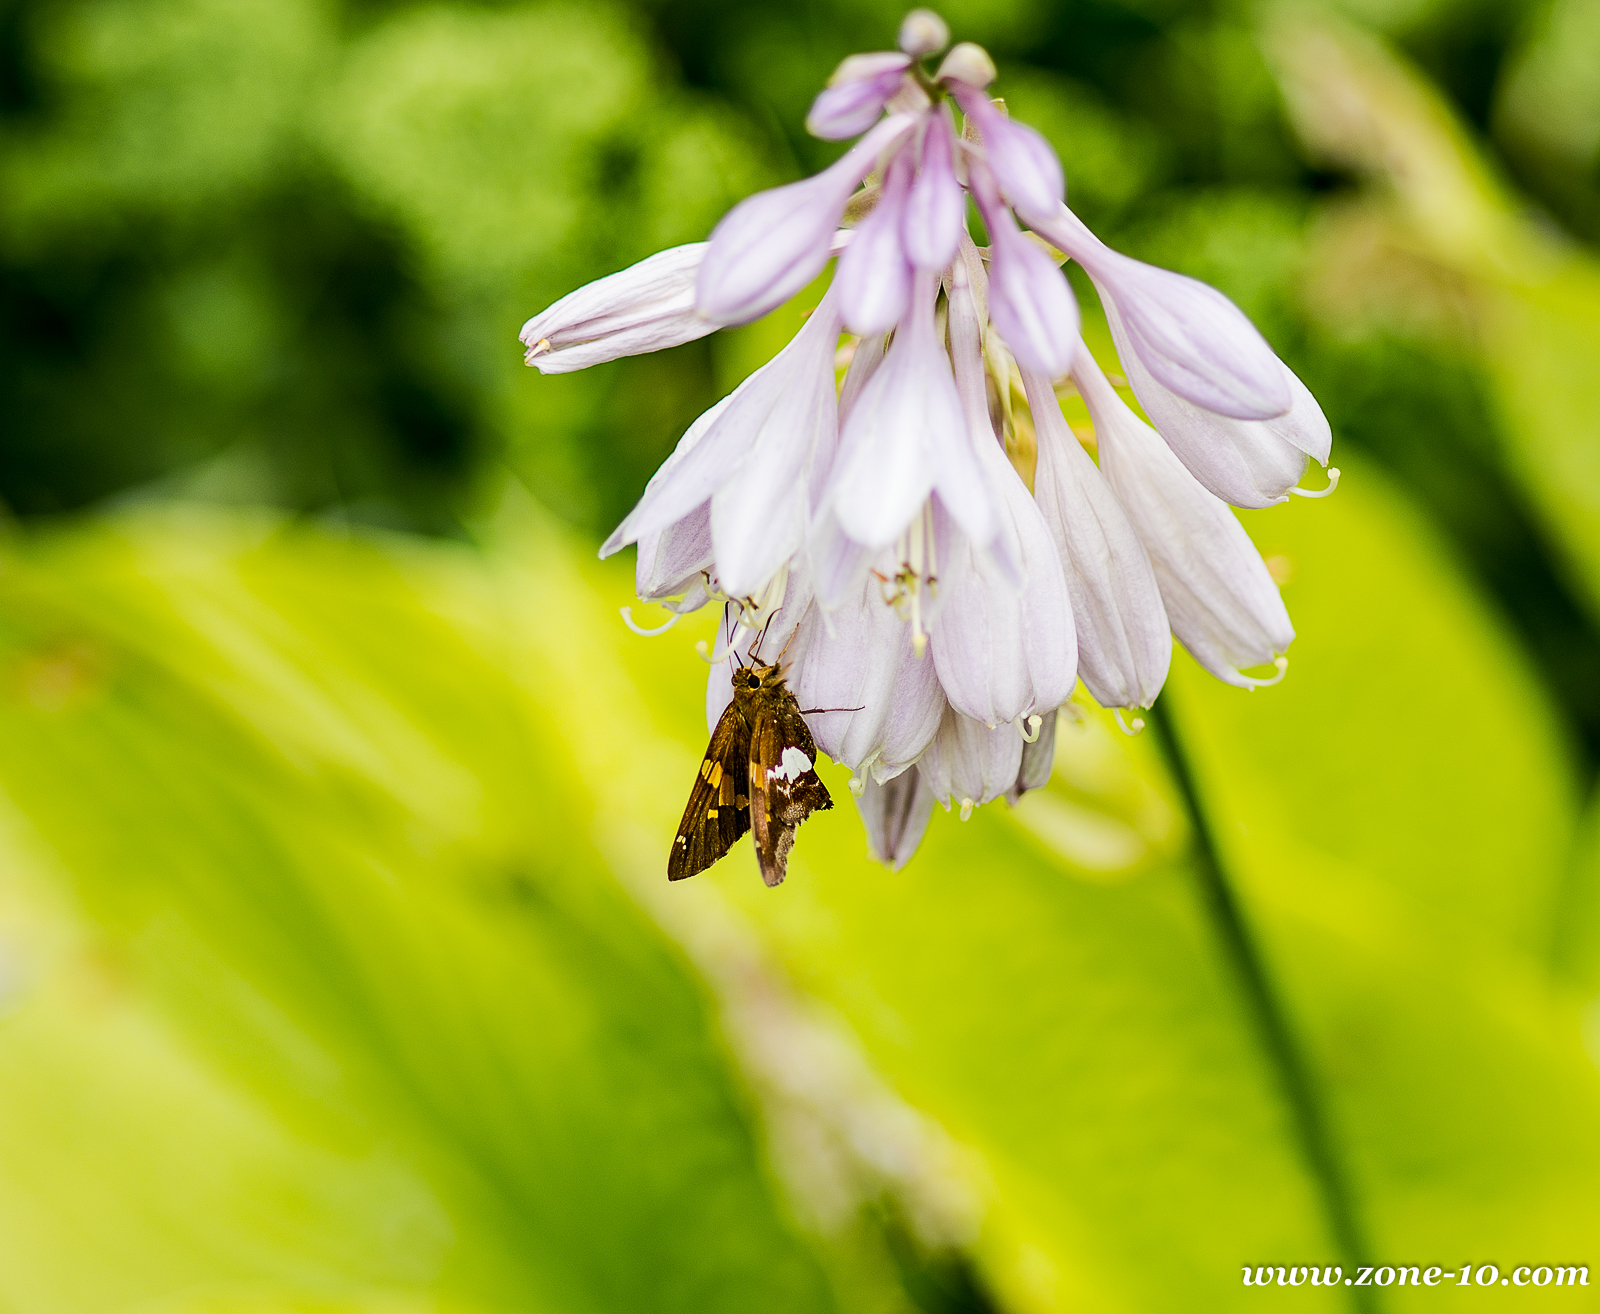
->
<box><xmin>1148</xmin><ymin>698</ymin><xmax>1377</xmax><ymax>1313</ymax></box>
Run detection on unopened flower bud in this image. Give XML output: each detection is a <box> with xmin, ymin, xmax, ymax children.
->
<box><xmin>936</xmin><ymin>41</ymin><xmax>996</xmax><ymax>89</ymax></box>
<box><xmin>898</xmin><ymin>9</ymin><xmax>950</xmax><ymax>58</ymax></box>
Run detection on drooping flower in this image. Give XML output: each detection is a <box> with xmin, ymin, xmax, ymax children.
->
<box><xmin>602</xmin><ymin>289</ymin><xmax>843</xmax><ymax>604</ymax></box>
<box><xmin>966</xmin><ymin>159</ymin><xmax>1077</xmax><ymax>377</ymax></box>
<box><xmin>696</xmin><ymin>115</ymin><xmax>918</xmax><ymax>326</ymax></box>
<box><xmin>520</xmin><ymin>244</ymin><xmax>713</xmax><ymax>374</ymax></box>
<box><xmin>854</xmin><ymin>767</ymin><xmax>937</xmax><ymax>869</ymax></box>
<box><xmin>1021</xmin><ymin>362</ymin><xmax>1171</xmax><ymax>712</ymax></box>
<box><xmin>821</xmin><ymin>269</ymin><xmax>1000</xmax><ymax>576</ymax></box>
<box><xmin>1071</xmin><ymin>342</ymin><xmax>1296</xmax><ymax>688</ymax></box>
<box><xmin>918</xmin><ymin>707</ymin><xmax>1024</xmax><ymax>818</ymax></box>
<box><xmin>925</xmin><ymin>255</ymin><xmax>1075</xmax><ymax>730</ymax></box>
<box><xmin>1031</xmin><ymin>205</ymin><xmax>1334</xmax><ymax>508</ymax></box>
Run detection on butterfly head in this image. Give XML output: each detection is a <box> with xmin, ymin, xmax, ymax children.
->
<box><xmin>733</xmin><ymin>662</ymin><xmax>788</xmax><ymax>700</ymax></box>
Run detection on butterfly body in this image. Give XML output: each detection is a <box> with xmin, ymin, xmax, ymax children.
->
<box><xmin>669</xmin><ymin>663</ymin><xmax>833</xmax><ymax>886</ymax></box>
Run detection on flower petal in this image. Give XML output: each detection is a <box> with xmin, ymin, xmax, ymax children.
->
<box><xmin>835</xmin><ymin>147</ymin><xmax>914</xmax><ymax>335</ymax></box>
<box><xmin>928</xmin><ymin>473</ymin><xmax>1076</xmax><ymax>726</ymax></box>
<box><xmin>697</xmin><ymin>115</ymin><xmax>916</xmax><ymax>326</ymax></box>
<box><xmin>1021</xmin><ymin>362</ymin><xmax>1171</xmax><ymax>710</ymax></box>
<box><xmin>947</xmin><ymin>85</ymin><xmax>1063</xmax><ymax>229</ymax></box>
<box><xmin>807</xmin><ymin>53</ymin><xmax>911</xmax><ymax>140</ymax></box>
<box><xmin>791</xmin><ymin>585</ymin><xmax>945</xmax><ymax>779</ymax></box>
<box><xmin>919</xmin><ymin>707</ymin><xmax>1024</xmax><ymax>810</ymax></box>
<box><xmin>636</xmin><ymin>505</ymin><xmax>712</xmax><ymax>600</ymax></box>
<box><xmin>1075</xmin><ymin>346</ymin><xmax>1295</xmax><ymax>688</ymax></box>
<box><xmin>520</xmin><ymin>244</ymin><xmax>712</xmax><ymax>374</ymax></box>
<box><xmin>711</xmin><ymin>298</ymin><xmax>843</xmax><ymax>598</ymax></box>
<box><xmin>855</xmin><ymin>766</ymin><xmax>936</xmax><ymax>869</ymax></box>
<box><xmin>827</xmin><ymin>270</ymin><xmax>960</xmax><ymax>549</ymax></box>
<box><xmin>972</xmin><ymin>167</ymin><xmax>1078</xmax><ymax>377</ymax></box>
<box><xmin>930</xmin><ymin>277</ymin><xmax>1076</xmax><ymax>726</ymax></box>
<box><xmin>1104</xmin><ymin>297</ymin><xmax>1312</xmax><ymax>509</ymax></box>
<box><xmin>901</xmin><ymin>111</ymin><xmax>965</xmax><ymax>271</ymax></box>
<box><xmin>1033</xmin><ymin>205</ymin><xmax>1293</xmax><ymax>421</ymax></box>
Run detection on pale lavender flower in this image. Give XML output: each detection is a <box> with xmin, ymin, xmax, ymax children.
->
<box><xmin>1031</xmin><ymin>205</ymin><xmax>1335</xmax><ymax>508</ymax></box>
<box><xmin>603</xmin><ymin>291</ymin><xmax>843</xmax><ymax>603</ymax></box>
<box><xmin>520</xmin><ymin>244</ymin><xmax>712</xmax><ymax>374</ymax></box>
<box><xmin>900</xmin><ymin>111</ymin><xmax>965</xmax><ymax>270</ymax></box>
<box><xmin>1072</xmin><ymin>343</ymin><xmax>1296</xmax><ymax>688</ymax></box>
<box><xmin>823</xmin><ymin>269</ymin><xmax>998</xmax><ymax>563</ymax></box>
<box><xmin>807</xmin><ymin>53</ymin><xmax>914</xmax><ymax>140</ymax></box>
<box><xmin>517</xmin><ymin>8</ymin><xmax>1341</xmax><ymax>876</ymax></box>
<box><xmin>855</xmin><ymin>767</ymin><xmax>937</xmax><ymax>869</ymax></box>
<box><xmin>1035</xmin><ymin>206</ymin><xmax>1290</xmax><ymax>420</ymax></box>
<box><xmin>791</xmin><ymin>578</ymin><xmax>946</xmax><ymax>781</ymax></box>
<box><xmin>697</xmin><ymin>115</ymin><xmax>917</xmax><ymax>326</ymax></box>
<box><xmin>927</xmin><ymin>261</ymin><xmax>1075</xmax><ymax>728</ymax></box>
<box><xmin>1021</xmin><ymin>362</ymin><xmax>1172</xmax><ymax>711</ymax></box>
<box><xmin>944</xmin><ymin>76</ymin><xmax>1063</xmax><ymax>229</ymax></box>
<box><xmin>967</xmin><ymin>160</ymin><xmax>1077</xmax><ymax>377</ymax></box>
<box><xmin>836</xmin><ymin>146</ymin><xmax>915</xmax><ymax>334</ymax></box>
<box><xmin>919</xmin><ymin>707</ymin><xmax>1024</xmax><ymax>817</ymax></box>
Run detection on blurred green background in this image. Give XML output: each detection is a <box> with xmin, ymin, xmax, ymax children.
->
<box><xmin>3</xmin><ymin>0</ymin><xmax>1600</xmax><ymax>1309</ymax></box>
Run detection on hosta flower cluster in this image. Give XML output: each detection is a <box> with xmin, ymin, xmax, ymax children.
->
<box><xmin>521</xmin><ymin>9</ymin><xmax>1336</xmax><ymax>867</ymax></box>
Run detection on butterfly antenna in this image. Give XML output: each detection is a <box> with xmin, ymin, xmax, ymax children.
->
<box><xmin>773</xmin><ymin>618</ymin><xmax>805</xmax><ymax>671</ymax></box>
<box><xmin>750</xmin><ymin>609</ymin><xmax>778</xmax><ymax>663</ymax></box>
<box><xmin>727</xmin><ymin>606</ymin><xmax>746</xmax><ymax>670</ymax></box>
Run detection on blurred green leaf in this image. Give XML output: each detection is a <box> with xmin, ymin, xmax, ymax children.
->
<box><xmin>0</xmin><ymin>510</ymin><xmax>838</xmax><ymax>1314</ymax></box>
<box><xmin>511</xmin><ymin>443</ymin><xmax>1600</xmax><ymax>1309</ymax></box>
<box><xmin>1167</xmin><ymin>452</ymin><xmax>1600</xmax><ymax>1301</ymax></box>
<box><xmin>0</xmin><ymin>0</ymin><xmax>333</xmax><ymax>244</ymax></box>
<box><xmin>1267</xmin><ymin>10</ymin><xmax>1600</xmax><ymax>622</ymax></box>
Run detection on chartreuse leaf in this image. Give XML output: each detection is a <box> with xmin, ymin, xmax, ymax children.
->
<box><xmin>1167</xmin><ymin>454</ymin><xmax>1600</xmax><ymax>1305</ymax></box>
<box><xmin>503</xmin><ymin>521</ymin><xmax>1349</xmax><ymax>1313</ymax></box>
<box><xmin>511</xmin><ymin>446</ymin><xmax>1600</xmax><ymax>1309</ymax></box>
<box><xmin>0</xmin><ymin>510</ymin><xmax>838</xmax><ymax>1314</ymax></box>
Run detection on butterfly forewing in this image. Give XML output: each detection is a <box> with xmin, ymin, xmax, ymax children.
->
<box><xmin>749</xmin><ymin>691</ymin><xmax>833</xmax><ymax>887</ymax></box>
<box><xmin>668</xmin><ymin>700</ymin><xmax>752</xmax><ymax>881</ymax></box>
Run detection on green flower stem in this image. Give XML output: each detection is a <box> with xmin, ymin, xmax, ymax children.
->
<box><xmin>1148</xmin><ymin>698</ymin><xmax>1375</xmax><ymax>1311</ymax></box>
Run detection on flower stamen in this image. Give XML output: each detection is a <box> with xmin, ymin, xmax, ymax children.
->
<box><xmin>1016</xmin><ymin>713</ymin><xmax>1043</xmax><ymax>742</ymax></box>
<box><xmin>620</xmin><ymin>606</ymin><xmax>682</xmax><ymax>637</ymax></box>
<box><xmin>1243</xmin><ymin>655</ymin><xmax>1289</xmax><ymax>689</ymax></box>
<box><xmin>1290</xmin><ymin>467</ymin><xmax>1341</xmax><ymax>499</ymax></box>
<box><xmin>1113</xmin><ymin>708</ymin><xmax>1146</xmax><ymax>737</ymax></box>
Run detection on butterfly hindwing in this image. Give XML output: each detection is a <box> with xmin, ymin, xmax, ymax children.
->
<box><xmin>668</xmin><ymin>700</ymin><xmax>752</xmax><ymax>881</ymax></box>
<box><xmin>748</xmin><ymin>689</ymin><xmax>833</xmax><ymax>888</ymax></box>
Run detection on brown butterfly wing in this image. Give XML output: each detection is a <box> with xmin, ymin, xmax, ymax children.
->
<box><xmin>748</xmin><ymin>688</ymin><xmax>833</xmax><ymax>888</ymax></box>
<box><xmin>668</xmin><ymin>700</ymin><xmax>752</xmax><ymax>881</ymax></box>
